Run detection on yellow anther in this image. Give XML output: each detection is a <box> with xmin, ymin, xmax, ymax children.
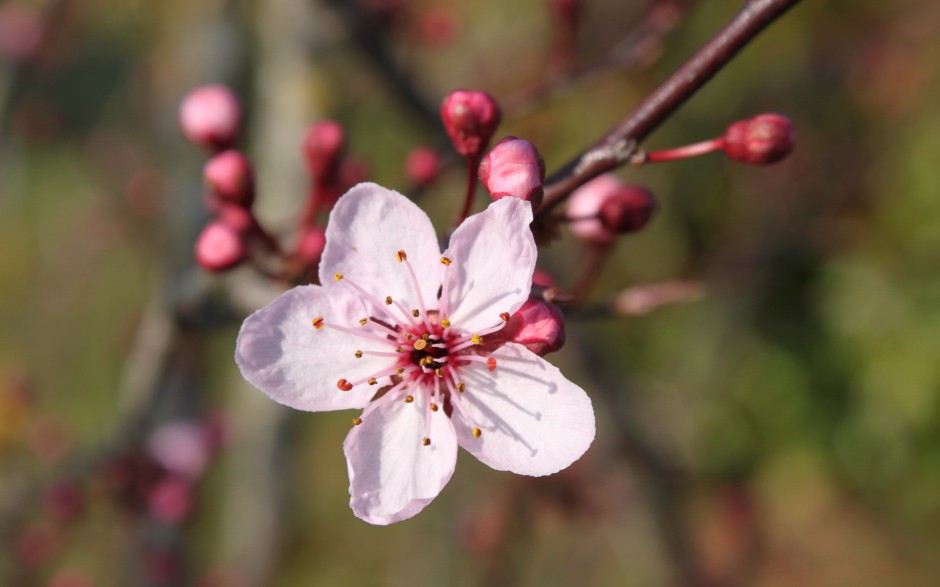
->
<box><xmin>358</xmin><ymin>317</ymin><xmax>368</xmax><ymax>325</ymax></box>
<box><xmin>440</xmin><ymin>257</ymin><xmax>452</xmax><ymax>266</ymax></box>
<box><xmin>440</xmin><ymin>319</ymin><xmax>451</xmax><ymax>328</ymax></box>
<box><xmin>420</xmin><ymin>357</ymin><xmax>432</xmax><ymax>367</ymax></box>
<box><xmin>405</xmin><ymin>395</ymin><xmax>414</xmax><ymax>403</ymax></box>
<box><xmin>430</xmin><ymin>402</ymin><xmax>439</xmax><ymax>412</ymax></box>
<box><xmin>457</xmin><ymin>383</ymin><xmax>465</xmax><ymax>393</ymax></box>
<box><xmin>500</xmin><ymin>312</ymin><xmax>510</xmax><ymax>322</ymax></box>
<box><xmin>385</xmin><ymin>296</ymin><xmax>393</xmax><ymax>305</ymax></box>
<box><xmin>334</xmin><ymin>273</ymin><xmax>344</xmax><ymax>281</ymax></box>
<box><xmin>312</xmin><ymin>317</ymin><xmax>324</xmax><ymax>330</ymax></box>
<box><xmin>422</xmin><ymin>333</ymin><xmax>430</xmax><ymax>341</ymax></box>
<box><xmin>352</xmin><ymin>418</ymin><xmax>362</xmax><ymax>426</ymax></box>
<box><xmin>405</xmin><ymin>333</ymin><xmax>413</xmax><ymax>340</ymax></box>
<box><xmin>368</xmin><ymin>378</ymin><xmax>377</xmax><ymax>385</ymax></box>
<box><xmin>413</xmin><ymin>339</ymin><xmax>428</xmax><ymax>351</ymax></box>
<box><xmin>395</xmin><ymin>346</ymin><xmax>405</xmax><ymax>353</ymax></box>
<box><xmin>435</xmin><ymin>368</ymin><xmax>444</xmax><ymax>378</ymax></box>
<box><xmin>422</xmin><ymin>437</ymin><xmax>431</xmax><ymax>446</ymax></box>
<box><xmin>396</xmin><ymin>367</ymin><xmax>405</xmax><ymax>374</ymax></box>
<box><xmin>354</xmin><ymin>350</ymin><xmax>363</xmax><ymax>359</ymax></box>
<box><xmin>412</xmin><ymin>308</ymin><xmax>420</xmax><ymax>317</ymax></box>
<box><xmin>472</xmin><ymin>427</ymin><xmax>482</xmax><ymax>438</ymax></box>
<box><xmin>471</xmin><ymin>334</ymin><xmax>482</xmax><ymax>345</ymax></box>
<box><xmin>397</xmin><ymin>250</ymin><xmax>407</xmax><ymax>262</ymax></box>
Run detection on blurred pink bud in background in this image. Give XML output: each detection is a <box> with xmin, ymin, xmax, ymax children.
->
<box><xmin>204</xmin><ymin>150</ymin><xmax>255</xmax><ymax>209</ymax></box>
<box><xmin>179</xmin><ymin>85</ymin><xmax>242</xmax><ymax>151</ymax></box>
<box><xmin>0</xmin><ymin>3</ymin><xmax>45</xmax><ymax>63</ymax></box>
<box><xmin>405</xmin><ymin>147</ymin><xmax>442</xmax><ymax>187</ymax></box>
<box><xmin>148</xmin><ymin>421</ymin><xmax>212</xmax><ymax>479</ymax></box>
<box><xmin>303</xmin><ymin>120</ymin><xmax>345</xmax><ymax>180</ymax></box>
<box><xmin>598</xmin><ymin>184</ymin><xmax>656</xmax><ymax>234</ymax></box>
<box><xmin>195</xmin><ymin>221</ymin><xmax>247</xmax><ymax>272</ymax></box>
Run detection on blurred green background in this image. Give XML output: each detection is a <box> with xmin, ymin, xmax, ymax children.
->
<box><xmin>2</xmin><ymin>0</ymin><xmax>940</xmax><ymax>585</ymax></box>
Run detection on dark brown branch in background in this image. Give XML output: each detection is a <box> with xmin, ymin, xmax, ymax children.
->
<box><xmin>539</xmin><ymin>0</ymin><xmax>803</xmax><ymax>215</ymax></box>
<box><xmin>317</xmin><ymin>0</ymin><xmax>444</xmax><ymax>136</ymax></box>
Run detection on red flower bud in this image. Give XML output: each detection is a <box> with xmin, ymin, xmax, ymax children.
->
<box><xmin>532</xmin><ymin>268</ymin><xmax>557</xmax><ymax>288</ymax></box>
<box><xmin>179</xmin><ymin>85</ymin><xmax>242</xmax><ymax>151</ymax></box>
<box><xmin>0</xmin><ymin>3</ymin><xmax>44</xmax><ymax>63</ymax></box>
<box><xmin>722</xmin><ymin>113</ymin><xmax>795</xmax><ymax>165</ymax></box>
<box><xmin>478</xmin><ymin>137</ymin><xmax>546</xmax><ymax>210</ymax></box>
<box><xmin>195</xmin><ymin>221</ymin><xmax>247</xmax><ymax>272</ymax></box>
<box><xmin>42</xmin><ymin>483</ymin><xmax>85</xmax><ymax>523</ymax></box>
<box><xmin>440</xmin><ymin>90</ymin><xmax>501</xmax><ymax>159</ymax></box>
<box><xmin>303</xmin><ymin>120</ymin><xmax>345</xmax><ymax>180</ymax></box>
<box><xmin>405</xmin><ymin>147</ymin><xmax>442</xmax><ymax>187</ymax></box>
<box><xmin>598</xmin><ymin>184</ymin><xmax>656</xmax><ymax>234</ymax></box>
<box><xmin>505</xmin><ymin>299</ymin><xmax>566</xmax><ymax>356</ymax></box>
<box><xmin>148</xmin><ymin>477</ymin><xmax>194</xmax><ymax>524</ymax></box>
<box><xmin>295</xmin><ymin>226</ymin><xmax>326</xmax><ymax>267</ymax></box>
<box><xmin>204</xmin><ymin>150</ymin><xmax>255</xmax><ymax>209</ymax></box>
<box><xmin>567</xmin><ymin>176</ymin><xmax>657</xmax><ymax>242</ymax></box>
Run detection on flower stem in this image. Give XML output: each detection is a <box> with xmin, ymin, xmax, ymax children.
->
<box><xmin>641</xmin><ymin>137</ymin><xmax>725</xmax><ymax>164</ymax></box>
<box><xmin>455</xmin><ymin>156</ymin><xmax>480</xmax><ymax>227</ymax></box>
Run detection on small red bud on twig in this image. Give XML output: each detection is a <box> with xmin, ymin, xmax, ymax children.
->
<box><xmin>179</xmin><ymin>85</ymin><xmax>242</xmax><ymax>152</ymax></box>
<box><xmin>440</xmin><ymin>90</ymin><xmax>502</xmax><ymax>159</ymax></box>
<box><xmin>722</xmin><ymin>113</ymin><xmax>795</xmax><ymax>165</ymax></box>
<box><xmin>566</xmin><ymin>175</ymin><xmax>656</xmax><ymax>244</ymax></box>
<box><xmin>505</xmin><ymin>299</ymin><xmax>566</xmax><ymax>356</ymax></box>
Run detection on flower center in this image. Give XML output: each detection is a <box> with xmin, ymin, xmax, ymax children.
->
<box><xmin>313</xmin><ymin>250</ymin><xmax>510</xmax><ymax>446</ymax></box>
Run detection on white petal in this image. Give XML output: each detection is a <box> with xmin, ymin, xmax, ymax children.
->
<box><xmin>319</xmin><ymin>183</ymin><xmax>442</xmax><ymax>313</ymax></box>
<box><xmin>345</xmin><ymin>390</ymin><xmax>457</xmax><ymax>525</ymax></box>
<box><xmin>453</xmin><ymin>343</ymin><xmax>595</xmax><ymax>476</ymax></box>
<box><xmin>442</xmin><ymin>198</ymin><xmax>536</xmax><ymax>333</ymax></box>
<box><xmin>235</xmin><ymin>285</ymin><xmax>396</xmax><ymax>412</ymax></box>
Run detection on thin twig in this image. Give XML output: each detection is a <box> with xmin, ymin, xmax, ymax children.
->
<box><xmin>539</xmin><ymin>0</ymin><xmax>803</xmax><ymax>215</ymax></box>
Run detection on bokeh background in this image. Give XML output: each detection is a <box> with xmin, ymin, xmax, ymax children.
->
<box><xmin>2</xmin><ymin>0</ymin><xmax>940</xmax><ymax>585</ymax></box>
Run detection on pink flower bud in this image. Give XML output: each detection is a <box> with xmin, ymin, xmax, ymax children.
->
<box><xmin>295</xmin><ymin>226</ymin><xmax>326</xmax><ymax>267</ymax></box>
<box><xmin>195</xmin><ymin>221</ymin><xmax>247</xmax><ymax>272</ymax></box>
<box><xmin>478</xmin><ymin>137</ymin><xmax>546</xmax><ymax>210</ymax></box>
<box><xmin>598</xmin><ymin>184</ymin><xmax>656</xmax><ymax>234</ymax></box>
<box><xmin>303</xmin><ymin>120</ymin><xmax>345</xmax><ymax>180</ymax></box>
<box><xmin>179</xmin><ymin>85</ymin><xmax>242</xmax><ymax>151</ymax></box>
<box><xmin>440</xmin><ymin>90</ymin><xmax>501</xmax><ymax>159</ymax></box>
<box><xmin>505</xmin><ymin>299</ymin><xmax>566</xmax><ymax>356</ymax></box>
<box><xmin>148</xmin><ymin>477</ymin><xmax>194</xmax><ymax>524</ymax></box>
<box><xmin>0</xmin><ymin>3</ymin><xmax>44</xmax><ymax>63</ymax></box>
<box><xmin>148</xmin><ymin>421</ymin><xmax>212</xmax><ymax>480</ymax></box>
<box><xmin>565</xmin><ymin>174</ymin><xmax>623</xmax><ymax>245</ymax></box>
<box><xmin>405</xmin><ymin>147</ymin><xmax>442</xmax><ymax>187</ymax></box>
<box><xmin>722</xmin><ymin>113</ymin><xmax>795</xmax><ymax>165</ymax></box>
<box><xmin>204</xmin><ymin>150</ymin><xmax>255</xmax><ymax>209</ymax></box>
<box><xmin>216</xmin><ymin>203</ymin><xmax>254</xmax><ymax>233</ymax></box>
<box><xmin>532</xmin><ymin>268</ymin><xmax>556</xmax><ymax>288</ymax></box>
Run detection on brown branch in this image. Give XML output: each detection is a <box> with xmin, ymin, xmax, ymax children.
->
<box><xmin>538</xmin><ymin>0</ymin><xmax>803</xmax><ymax>215</ymax></box>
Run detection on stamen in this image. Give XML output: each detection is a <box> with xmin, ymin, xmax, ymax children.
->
<box><xmin>487</xmin><ymin>357</ymin><xmax>497</xmax><ymax>371</ymax></box>
<box><xmin>430</xmin><ymin>402</ymin><xmax>439</xmax><ymax>412</ymax></box>
<box><xmin>405</xmin><ymin>395</ymin><xmax>414</xmax><ymax>403</ymax></box>
<box><xmin>399</xmin><ymin>252</ymin><xmax>433</xmax><ymax>331</ymax></box>
<box><xmin>355</xmin><ymin>350</ymin><xmax>363</xmax><ymax>359</ymax></box>
<box><xmin>422</xmin><ymin>437</ymin><xmax>431</xmax><ymax>446</ymax></box>
<box><xmin>361</xmin><ymin>350</ymin><xmax>405</xmax><ymax>359</ymax></box>
<box><xmin>352</xmin><ymin>417</ymin><xmax>362</xmax><ymax>426</ymax></box>
<box><xmin>440</xmin><ymin>257</ymin><xmax>452</xmax><ymax>266</ymax></box>
<box><xmin>358</xmin><ymin>317</ymin><xmax>368</xmax><ymax>326</ymax></box>
<box><xmin>413</xmin><ymin>339</ymin><xmax>428</xmax><ymax>351</ymax></box>
<box><xmin>385</xmin><ymin>296</ymin><xmax>393</xmax><ymax>305</ymax></box>
<box><xmin>412</xmin><ymin>309</ymin><xmax>420</xmax><ymax>317</ymax></box>
<box><xmin>312</xmin><ymin>317</ymin><xmax>324</xmax><ymax>330</ymax></box>
<box><xmin>471</xmin><ymin>334</ymin><xmax>483</xmax><ymax>345</ymax></box>
<box><xmin>396</xmin><ymin>367</ymin><xmax>405</xmax><ymax>374</ymax></box>
<box><xmin>440</xmin><ymin>319</ymin><xmax>451</xmax><ymax>328</ymax></box>
<box><xmin>337</xmin><ymin>379</ymin><xmax>352</xmax><ymax>391</ymax></box>
<box><xmin>334</xmin><ymin>273</ymin><xmax>344</xmax><ymax>281</ymax></box>
<box><xmin>368</xmin><ymin>378</ymin><xmax>377</xmax><ymax>385</ymax></box>
<box><xmin>473</xmin><ymin>427</ymin><xmax>482</xmax><ymax>438</ymax></box>
<box><xmin>444</xmin><ymin>376</ymin><xmax>483</xmax><ymax>440</ymax></box>
<box><xmin>320</xmin><ymin>321</ymin><xmax>401</xmax><ymax>346</ymax></box>
<box><xmin>397</xmin><ymin>250</ymin><xmax>407</xmax><ymax>262</ymax></box>
<box><xmin>335</xmin><ymin>275</ymin><xmax>403</xmax><ymax>326</ymax></box>
<box><xmin>500</xmin><ymin>312</ymin><xmax>510</xmax><ymax>322</ymax></box>
<box><xmin>457</xmin><ymin>383</ymin><xmax>465</xmax><ymax>393</ymax></box>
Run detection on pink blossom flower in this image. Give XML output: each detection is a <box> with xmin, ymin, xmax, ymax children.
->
<box><xmin>235</xmin><ymin>183</ymin><xmax>595</xmax><ymax>524</ymax></box>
